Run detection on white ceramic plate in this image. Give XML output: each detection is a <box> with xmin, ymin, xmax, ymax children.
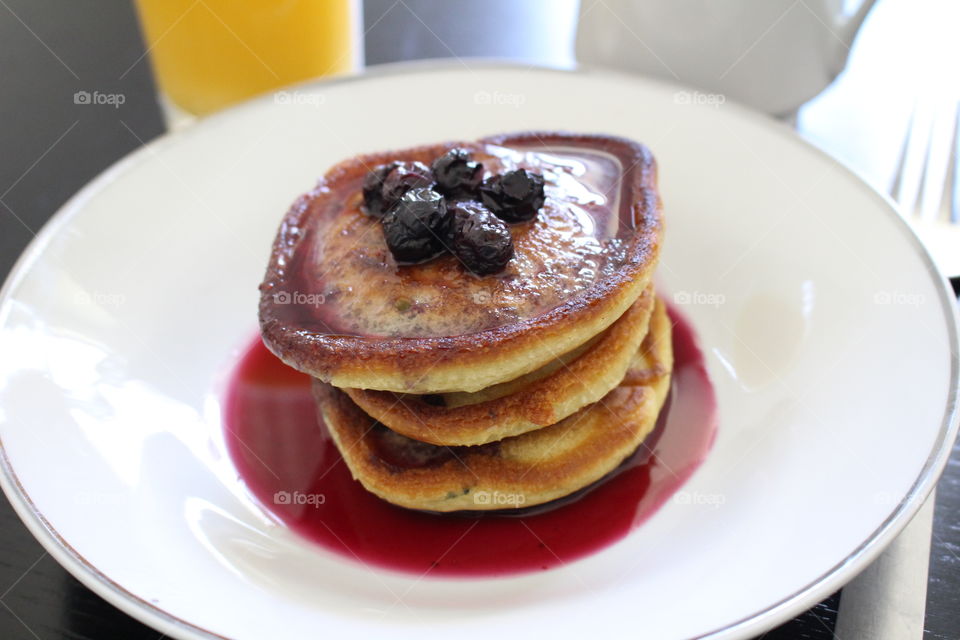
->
<box><xmin>1</xmin><ymin>63</ymin><xmax>957</xmax><ymax>640</ymax></box>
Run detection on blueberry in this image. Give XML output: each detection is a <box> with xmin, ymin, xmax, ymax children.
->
<box><xmin>362</xmin><ymin>162</ymin><xmax>400</xmax><ymax>217</ymax></box>
<box><xmin>449</xmin><ymin>201</ymin><xmax>514</xmax><ymax>276</ymax></box>
<box><xmin>479</xmin><ymin>169</ymin><xmax>546</xmax><ymax>223</ymax></box>
<box><xmin>362</xmin><ymin>161</ymin><xmax>433</xmax><ymax>217</ymax></box>
<box><xmin>380</xmin><ymin>161</ymin><xmax>434</xmax><ymax>212</ymax></box>
<box><xmin>382</xmin><ymin>188</ymin><xmax>451</xmax><ymax>263</ymax></box>
<box><xmin>431</xmin><ymin>148</ymin><xmax>484</xmax><ymax>198</ymax></box>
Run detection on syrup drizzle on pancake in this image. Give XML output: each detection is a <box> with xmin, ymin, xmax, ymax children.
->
<box><xmin>267</xmin><ymin>142</ymin><xmax>631</xmax><ymax>338</ymax></box>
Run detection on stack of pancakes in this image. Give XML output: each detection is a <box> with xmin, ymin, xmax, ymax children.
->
<box><xmin>259</xmin><ymin>132</ymin><xmax>671</xmax><ymax>512</ymax></box>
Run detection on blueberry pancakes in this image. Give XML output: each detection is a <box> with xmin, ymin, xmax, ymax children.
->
<box><xmin>258</xmin><ymin>131</ymin><xmax>672</xmax><ymax>511</ymax></box>
<box><xmin>259</xmin><ymin>131</ymin><xmax>662</xmax><ymax>394</ymax></box>
<box><xmin>314</xmin><ymin>298</ymin><xmax>673</xmax><ymax>512</ymax></box>
<box><xmin>343</xmin><ymin>286</ymin><xmax>657</xmax><ymax>446</ymax></box>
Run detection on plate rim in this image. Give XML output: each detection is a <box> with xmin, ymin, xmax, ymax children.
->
<box><xmin>0</xmin><ymin>60</ymin><xmax>957</xmax><ymax>640</ymax></box>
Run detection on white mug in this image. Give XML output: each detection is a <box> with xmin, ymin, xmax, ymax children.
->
<box><xmin>576</xmin><ymin>0</ymin><xmax>877</xmax><ymax>116</ymax></box>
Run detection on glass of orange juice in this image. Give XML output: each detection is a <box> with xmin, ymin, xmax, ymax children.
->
<box><xmin>133</xmin><ymin>0</ymin><xmax>361</xmax><ymax>126</ymax></box>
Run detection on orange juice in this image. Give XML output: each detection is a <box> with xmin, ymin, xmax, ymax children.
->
<box><xmin>134</xmin><ymin>0</ymin><xmax>358</xmax><ymax>116</ymax></box>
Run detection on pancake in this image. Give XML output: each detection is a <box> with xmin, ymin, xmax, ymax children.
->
<box><xmin>343</xmin><ymin>286</ymin><xmax>656</xmax><ymax>446</ymax></box>
<box><xmin>314</xmin><ymin>297</ymin><xmax>673</xmax><ymax>512</ymax></box>
<box><xmin>260</xmin><ymin>131</ymin><xmax>663</xmax><ymax>394</ymax></box>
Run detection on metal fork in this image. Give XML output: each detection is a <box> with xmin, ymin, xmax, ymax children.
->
<box><xmin>832</xmin><ymin>101</ymin><xmax>958</xmax><ymax>640</ymax></box>
<box><xmin>890</xmin><ymin>98</ymin><xmax>960</xmax><ymax>276</ymax></box>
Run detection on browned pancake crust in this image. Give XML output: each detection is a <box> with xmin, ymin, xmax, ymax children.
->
<box><xmin>343</xmin><ymin>286</ymin><xmax>655</xmax><ymax>446</ymax></box>
<box><xmin>260</xmin><ymin>131</ymin><xmax>663</xmax><ymax>394</ymax></box>
<box><xmin>314</xmin><ymin>298</ymin><xmax>674</xmax><ymax>512</ymax></box>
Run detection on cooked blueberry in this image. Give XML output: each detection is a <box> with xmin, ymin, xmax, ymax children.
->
<box><xmin>449</xmin><ymin>201</ymin><xmax>514</xmax><ymax>275</ymax></box>
<box><xmin>362</xmin><ymin>162</ymin><xmax>400</xmax><ymax>217</ymax></box>
<box><xmin>431</xmin><ymin>148</ymin><xmax>484</xmax><ymax>198</ymax></box>
<box><xmin>479</xmin><ymin>169</ymin><xmax>546</xmax><ymax>223</ymax></box>
<box><xmin>382</xmin><ymin>188</ymin><xmax>451</xmax><ymax>263</ymax></box>
<box><xmin>380</xmin><ymin>161</ymin><xmax>434</xmax><ymax>212</ymax></box>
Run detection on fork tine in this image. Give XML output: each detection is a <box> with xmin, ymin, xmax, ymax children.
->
<box><xmin>919</xmin><ymin>99</ymin><xmax>957</xmax><ymax>222</ymax></box>
<box><xmin>951</xmin><ymin>103</ymin><xmax>959</xmax><ymax>224</ymax></box>
<box><xmin>889</xmin><ymin>102</ymin><xmax>915</xmax><ymax>200</ymax></box>
<box><xmin>892</xmin><ymin>100</ymin><xmax>932</xmax><ymax>216</ymax></box>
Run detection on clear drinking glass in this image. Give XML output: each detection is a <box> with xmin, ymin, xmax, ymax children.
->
<box><xmin>133</xmin><ymin>0</ymin><xmax>361</xmax><ymax>127</ymax></box>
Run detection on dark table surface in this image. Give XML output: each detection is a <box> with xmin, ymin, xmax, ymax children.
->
<box><xmin>0</xmin><ymin>1</ymin><xmax>957</xmax><ymax>639</ymax></box>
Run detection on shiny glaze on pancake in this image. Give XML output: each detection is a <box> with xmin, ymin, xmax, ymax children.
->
<box><xmin>259</xmin><ymin>131</ymin><xmax>662</xmax><ymax>393</ymax></box>
<box><xmin>269</xmin><ymin>144</ymin><xmax>624</xmax><ymax>337</ymax></box>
